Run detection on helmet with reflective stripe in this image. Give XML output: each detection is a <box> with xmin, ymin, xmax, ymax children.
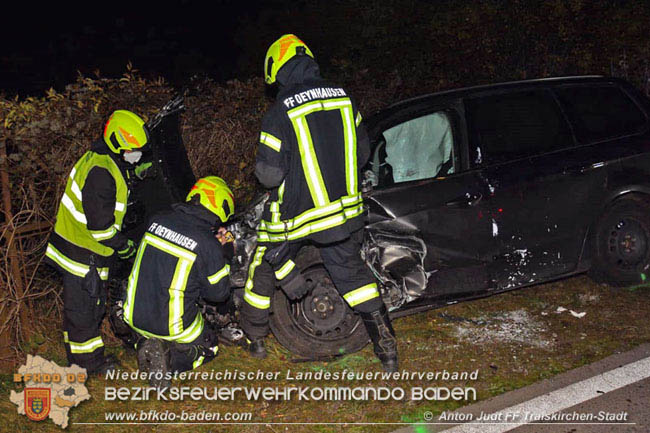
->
<box><xmin>186</xmin><ymin>176</ymin><xmax>235</xmax><ymax>223</ymax></box>
<box><xmin>103</xmin><ymin>110</ymin><xmax>149</xmax><ymax>154</ymax></box>
<box><xmin>264</xmin><ymin>34</ymin><xmax>314</xmax><ymax>85</ymax></box>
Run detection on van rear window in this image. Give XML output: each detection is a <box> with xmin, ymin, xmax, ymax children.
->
<box><xmin>555</xmin><ymin>85</ymin><xmax>647</xmax><ymax>142</ymax></box>
<box><xmin>465</xmin><ymin>90</ymin><xmax>572</xmax><ymax>166</ymax></box>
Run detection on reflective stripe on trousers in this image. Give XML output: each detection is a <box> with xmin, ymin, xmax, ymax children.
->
<box><xmin>243</xmin><ymin>246</ymin><xmax>270</xmax><ymax>310</ymax></box>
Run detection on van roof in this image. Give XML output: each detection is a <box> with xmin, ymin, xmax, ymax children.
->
<box><xmin>383</xmin><ymin>75</ymin><xmax>610</xmax><ymax>111</ymax></box>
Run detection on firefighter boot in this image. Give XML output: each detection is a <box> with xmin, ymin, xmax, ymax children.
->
<box><xmin>247</xmin><ymin>337</ymin><xmax>267</xmax><ymax>359</ymax></box>
<box><xmin>137</xmin><ymin>338</ymin><xmax>172</xmax><ymax>388</ymax></box>
<box><xmin>360</xmin><ymin>305</ymin><xmax>398</xmax><ymax>372</ymax></box>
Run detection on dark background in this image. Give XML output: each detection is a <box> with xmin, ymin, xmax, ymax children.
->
<box><xmin>2</xmin><ymin>1</ymin><xmax>650</xmax><ymax>98</ymax></box>
<box><xmin>1</xmin><ymin>0</ymin><xmax>261</xmax><ymax>96</ymax></box>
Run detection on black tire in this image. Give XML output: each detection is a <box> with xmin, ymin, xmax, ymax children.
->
<box><xmin>590</xmin><ymin>195</ymin><xmax>650</xmax><ymax>287</ymax></box>
<box><xmin>269</xmin><ymin>248</ymin><xmax>369</xmax><ymax>358</ymax></box>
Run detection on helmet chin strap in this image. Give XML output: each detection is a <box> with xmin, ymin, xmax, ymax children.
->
<box><xmin>123</xmin><ymin>151</ymin><xmax>143</xmax><ymax>164</ymax></box>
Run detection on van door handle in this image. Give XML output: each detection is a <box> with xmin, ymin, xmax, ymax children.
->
<box><xmin>446</xmin><ymin>192</ymin><xmax>483</xmax><ymax>208</ymax></box>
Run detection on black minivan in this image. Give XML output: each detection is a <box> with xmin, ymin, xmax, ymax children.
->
<box><xmin>363</xmin><ymin>76</ymin><xmax>650</xmax><ymax>306</ymax></box>
<box><xmin>129</xmin><ymin>76</ymin><xmax>650</xmax><ymax>358</ymax></box>
<box><xmin>239</xmin><ymin>76</ymin><xmax>650</xmax><ymax>357</ymax></box>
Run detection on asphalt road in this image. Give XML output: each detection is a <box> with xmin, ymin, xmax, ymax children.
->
<box><xmin>393</xmin><ymin>344</ymin><xmax>650</xmax><ymax>433</ymax></box>
<box><xmin>511</xmin><ymin>377</ymin><xmax>649</xmax><ymax>433</ymax></box>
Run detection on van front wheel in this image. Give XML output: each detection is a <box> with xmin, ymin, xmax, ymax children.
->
<box><xmin>269</xmin><ymin>264</ymin><xmax>369</xmax><ymax>359</ymax></box>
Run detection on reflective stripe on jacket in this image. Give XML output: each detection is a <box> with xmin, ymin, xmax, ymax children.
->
<box><xmin>51</xmin><ymin>150</ymin><xmax>128</xmax><ymax>257</ymax></box>
<box><xmin>123</xmin><ymin>203</ymin><xmax>231</xmax><ymax>343</ymax></box>
<box><xmin>255</xmin><ymin>57</ymin><xmax>370</xmax><ymax>244</ymax></box>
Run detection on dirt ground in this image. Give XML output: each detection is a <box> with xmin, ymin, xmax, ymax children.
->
<box><xmin>2</xmin><ymin>274</ymin><xmax>650</xmax><ymax>432</ymax></box>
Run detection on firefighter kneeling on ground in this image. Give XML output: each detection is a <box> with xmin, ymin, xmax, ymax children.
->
<box><xmin>240</xmin><ymin>34</ymin><xmax>399</xmax><ymax>372</ymax></box>
<box><xmin>122</xmin><ymin>176</ymin><xmax>236</xmax><ymax>387</ymax></box>
<box><xmin>45</xmin><ymin>110</ymin><xmax>148</xmax><ymax>374</ymax></box>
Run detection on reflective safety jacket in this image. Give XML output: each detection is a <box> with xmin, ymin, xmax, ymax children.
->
<box><xmin>123</xmin><ymin>203</ymin><xmax>231</xmax><ymax>343</ymax></box>
<box><xmin>45</xmin><ymin>140</ymin><xmax>132</xmax><ymax>279</ymax></box>
<box><xmin>255</xmin><ymin>56</ymin><xmax>370</xmax><ymax>244</ymax></box>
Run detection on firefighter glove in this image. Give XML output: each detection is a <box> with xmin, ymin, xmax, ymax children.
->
<box><xmin>134</xmin><ymin>161</ymin><xmax>153</xmax><ymax>180</ymax></box>
<box><xmin>279</xmin><ymin>271</ymin><xmax>310</xmax><ymax>300</ymax></box>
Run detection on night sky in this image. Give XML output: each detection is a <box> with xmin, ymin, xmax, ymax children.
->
<box><xmin>5</xmin><ymin>1</ymin><xmax>649</xmax><ymax>99</ymax></box>
<box><xmin>1</xmin><ymin>0</ymin><xmax>266</xmax><ymax>97</ymax></box>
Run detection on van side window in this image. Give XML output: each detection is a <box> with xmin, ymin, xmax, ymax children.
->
<box><xmin>373</xmin><ymin>111</ymin><xmax>454</xmax><ymax>186</ymax></box>
<box><xmin>465</xmin><ymin>90</ymin><xmax>572</xmax><ymax>167</ymax></box>
<box><xmin>554</xmin><ymin>85</ymin><xmax>647</xmax><ymax>142</ymax></box>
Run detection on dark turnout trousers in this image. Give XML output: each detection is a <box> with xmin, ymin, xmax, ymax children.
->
<box><xmin>62</xmin><ymin>271</ymin><xmax>107</xmax><ymax>371</ymax></box>
<box><xmin>167</xmin><ymin>324</ymin><xmax>219</xmax><ymax>372</ymax></box>
<box><xmin>134</xmin><ymin>319</ymin><xmax>220</xmax><ymax>373</ymax></box>
<box><xmin>240</xmin><ymin>230</ymin><xmax>383</xmax><ymax>338</ymax></box>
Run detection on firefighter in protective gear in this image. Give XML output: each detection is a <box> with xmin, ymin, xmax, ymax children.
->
<box><xmin>45</xmin><ymin>110</ymin><xmax>148</xmax><ymax>374</ymax></box>
<box><xmin>124</xmin><ymin>176</ymin><xmax>235</xmax><ymax>385</ymax></box>
<box><xmin>241</xmin><ymin>34</ymin><xmax>398</xmax><ymax>371</ymax></box>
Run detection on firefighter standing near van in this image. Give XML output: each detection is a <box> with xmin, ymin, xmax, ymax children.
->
<box><xmin>240</xmin><ymin>34</ymin><xmax>398</xmax><ymax>372</ymax></box>
<box><xmin>45</xmin><ymin>110</ymin><xmax>148</xmax><ymax>374</ymax></box>
<box><xmin>123</xmin><ymin>176</ymin><xmax>235</xmax><ymax>386</ymax></box>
